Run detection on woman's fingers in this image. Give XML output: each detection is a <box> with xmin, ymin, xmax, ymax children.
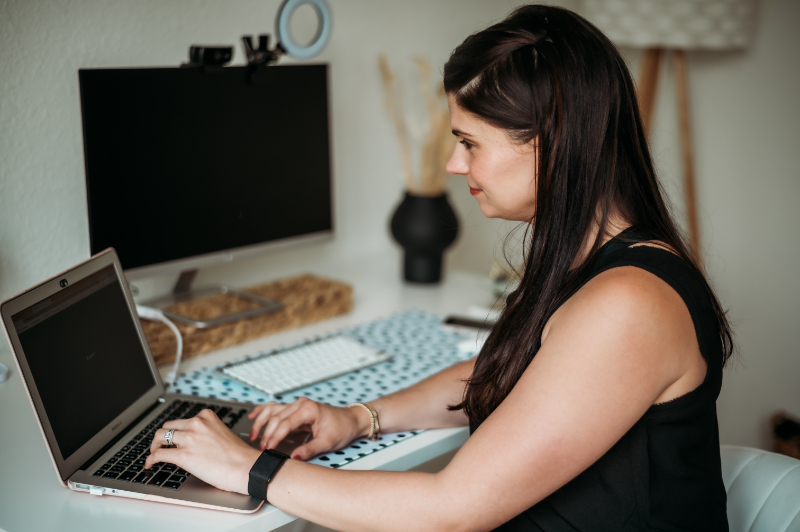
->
<box><xmin>249</xmin><ymin>401</ymin><xmax>297</xmax><ymax>441</ymax></box>
<box><xmin>151</xmin><ymin>418</ymin><xmax>192</xmax><ymax>447</ymax></box>
<box><xmin>247</xmin><ymin>402</ymin><xmax>275</xmax><ymax>419</ymax></box>
<box><xmin>262</xmin><ymin>406</ymin><xmax>317</xmax><ymax>451</ymax></box>
<box><xmin>146</xmin><ymin>445</ymin><xmax>184</xmax><ymax>470</ymax></box>
<box><xmin>146</xmin><ymin>411</ymin><xmax>215</xmax><ymax>466</ymax></box>
<box><xmin>259</xmin><ymin>400</ymin><xmax>313</xmax><ymax>450</ymax></box>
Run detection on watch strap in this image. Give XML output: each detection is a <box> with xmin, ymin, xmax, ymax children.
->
<box><xmin>248</xmin><ymin>449</ymin><xmax>290</xmax><ymax>500</ymax></box>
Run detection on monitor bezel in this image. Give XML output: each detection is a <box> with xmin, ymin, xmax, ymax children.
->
<box><xmin>121</xmin><ymin>230</ymin><xmax>333</xmax><ymax>281</ymax></box>
<box><xmin>0</xmin><ymin>249</ymin><xmax>166</xmax><ymax>483</ymax></box>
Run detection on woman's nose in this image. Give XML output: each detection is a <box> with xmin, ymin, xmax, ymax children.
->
<box><xmin>445</xmin><ymin>145</ymin><xmax>467</xmax><ymax>176</ymax></box>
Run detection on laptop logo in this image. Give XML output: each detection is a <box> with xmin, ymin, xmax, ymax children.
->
<box><xmin>111</xmin><ymin>421</ymin><xmax>121</xmax><ymax>431</ymax></box>
<box><xmin>59</xmin><ymin>279</ymin><xmax>68</xmax><ymax>288</ymax></box>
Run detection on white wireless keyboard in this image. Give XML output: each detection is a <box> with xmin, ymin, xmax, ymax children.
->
<box><xmin>219</xmin><ymin>336</ymin><xmax>393</xmax><ymax>397</ymax></box>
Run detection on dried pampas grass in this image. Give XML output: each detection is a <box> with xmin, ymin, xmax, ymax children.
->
<box><xmin>378</xmin><ymin>55</ymin><xmax>455</xmax><ymax>196</ymax></box>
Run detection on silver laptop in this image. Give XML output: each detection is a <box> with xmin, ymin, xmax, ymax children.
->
<box><xmin>0</xmin><ymin>248</ymin><xmax>303</xmax><ymax>512</ymax></box>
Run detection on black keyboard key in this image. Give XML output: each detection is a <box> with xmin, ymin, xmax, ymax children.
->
<box><xmin>103</xmin><ymin>471</ymin><xmax>119</xmax><ymax>479</ymax></box>
<box><xmin>117</xmin><ymin>459</ymin><xmax>131</xmax><ymax>467</ymax></box>
<box><xmin>124</xmin><ymin>452</ymin><xmax>139</xmax><ymax>461</ymax></box>
<box><xmin>174</xmin><ymin>475</ymin><xmax>187</xmax><ymax>484</ymax></box>
<box><xmin>129</xmin><ymin>465</ymin><xmax>143</xmax><ymax>472</ymax></box>
<box><xmin>117</xmin><ymin>471</ymin><xmax>137</xmax><ymax>482</ymax></box>
<box><xmin>162</xmin><ymin>464</ymin><xmax>176</xmax><ymax>472</ymax></box>
<box><xmin>135</xmin><ymin>458</ymin><xmax>146</xmax><ymax>466</ymax></box>
<box><xmin>93</xmin><ymin>470</ymin><xmax>105</xmax><ymax>477</ymax></box>
<box><xmin>148</xmin><ymin>471</ymin><xmax>171</xmax><ymax>487</ymax></box>
<box><xmin>216</xmin><ymin>407</ymin><xmax>231</xmax><ymax>419</ymax></box>
<box><xmin>99</xmin><ymin>463</ymin><xmax>110</xmax><ymax>471</ymax></box>
<box><xmin>175</xmin><ymin>468</ymin><xmax>187</xmax><ymax>475</ymax></box>
<box><xmin>162</xmin><ymin>481</ymin><xmax>181</xmax><ymax>490</ymax></box>
<box><xmin>238</xmin><ymin>408</ymin><xmax>248</xmax><ymax>416</ymax></box>
<box><xmin>110</xmin><ymin>465</ymin><xmax>125</xmax><ymax>473</ymax></box>
<box><xmin>132</xmin><ymin>471</ymin><xmax>154</xmax><ymax>484</ymax></box>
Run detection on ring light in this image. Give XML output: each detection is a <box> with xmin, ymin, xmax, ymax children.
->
<box><xmin>276</xmin><ymin>0</ymin><xmax>332</xmax><ymax>60</ymax></box>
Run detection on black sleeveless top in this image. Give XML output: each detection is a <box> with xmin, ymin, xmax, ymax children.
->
<box><xmin>471</xmin><ymin>235</ymin><xmax>729</xmax><ymax>531</ymax></box>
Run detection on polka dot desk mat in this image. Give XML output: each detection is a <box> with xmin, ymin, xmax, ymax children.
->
<box><xmin>171</xmin><ymin>311</ymin><xmax>476</xmax><ymax>468</ymax></box>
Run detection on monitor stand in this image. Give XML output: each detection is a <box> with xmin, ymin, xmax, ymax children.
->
<box><xmin>143</xmin><ymin>269</ymin><xmax>283</xmax><ymax>329</ymax></box>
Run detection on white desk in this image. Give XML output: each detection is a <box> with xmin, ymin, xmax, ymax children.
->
<box><xmin>0</xmin><ymin>256</ymin><xmax>491</xmax><ymax>532</ymax></box>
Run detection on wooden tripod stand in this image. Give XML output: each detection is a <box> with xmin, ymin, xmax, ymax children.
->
<box><xmin>638</xmin><ymin>48</ymin><xmax>702</xmax><ymax>267</ymax></box>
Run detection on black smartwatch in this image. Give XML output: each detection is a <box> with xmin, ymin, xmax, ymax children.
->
<box><xmin>248</xmin><ymin>449</ymin><xmax>290</xmax><ymax>500</ymax></box>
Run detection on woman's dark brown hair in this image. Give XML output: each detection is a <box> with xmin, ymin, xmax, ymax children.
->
<box><xmin>444</xmin><ymin>5</ymin><xmax>733</xmax><ymax>426</ymax></box>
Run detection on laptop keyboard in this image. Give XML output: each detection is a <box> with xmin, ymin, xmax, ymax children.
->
<box><xmin>91</xmin><ymin>399</ymin><xmax>248</xmax><ymax>489</ymax></box>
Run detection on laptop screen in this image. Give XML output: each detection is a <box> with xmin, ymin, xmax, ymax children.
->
<box><xmin>11</xmin><ymin>265</ymin><xmax>155</xmax><ymax>461</ymax></box>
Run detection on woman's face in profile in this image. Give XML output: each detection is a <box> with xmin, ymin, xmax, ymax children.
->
<box><xmin>446</xmin><ymin>95</ymin><xmax>538</xmax><ymax>222</ymax></box>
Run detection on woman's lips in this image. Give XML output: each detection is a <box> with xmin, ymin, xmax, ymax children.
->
<box><xmin>469</xmin><ymin>186</ymin><xmax>482</xmax><ymax>196</ymax></box>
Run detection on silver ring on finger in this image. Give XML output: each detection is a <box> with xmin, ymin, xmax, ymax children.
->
<box><xmin>164</xmin><ymin>428</ymin><xmax>175</xmax><ymax>446</ymax></box>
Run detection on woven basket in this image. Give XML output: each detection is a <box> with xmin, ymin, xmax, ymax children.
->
<box><xmin>141</xmin><ymin>274</ymin><xmax>352</xmax><ymax>365</ymax></box>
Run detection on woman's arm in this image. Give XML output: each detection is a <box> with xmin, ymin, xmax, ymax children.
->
<box><xmin>369</xmin><ymin>356</ymin><xmax>475</xmax><ymax>431</ymax></box>
<box><xmin>147</xmin><ymin>267</ymin><xmax>705</xmax><ymax>532</ymax></box>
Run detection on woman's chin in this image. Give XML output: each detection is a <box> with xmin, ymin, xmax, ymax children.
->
<box><xmin>476</xmin><ymin>202</ymin><xmax>510</xmax><ymax>220</ymax></box>
<box><xmin>476</xmin><ymin>203</ymin><xmax>497</xmax><ymax>219</ymax></box>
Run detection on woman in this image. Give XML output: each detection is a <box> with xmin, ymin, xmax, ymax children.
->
<box><xmin>145</xmin><ymin>5</ymin><xmax>732</xmax><ymax>531</ymax></box>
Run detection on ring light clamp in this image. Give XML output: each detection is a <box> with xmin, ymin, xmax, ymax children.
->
<box><xmin>276</xmin><ymin>0</ymin><xmax>332</xmax><ymax>60</ymax></box>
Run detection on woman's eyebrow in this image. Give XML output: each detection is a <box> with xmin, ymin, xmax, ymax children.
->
<box><xmin>451</xmin><ymin>128</ymin><xmax>475</xmax><ymax>138</ymax></box>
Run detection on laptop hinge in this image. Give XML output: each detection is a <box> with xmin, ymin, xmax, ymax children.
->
<box><xmin>78</xmin><ymin>400</ymin><xmax>162</xmax><ymax>471</ymax></box>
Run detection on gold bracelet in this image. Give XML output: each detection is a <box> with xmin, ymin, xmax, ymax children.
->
<box><xmin>347</xmin><ymin>402</ymin><xmax>381</xmax><ymax>441</ymax></box>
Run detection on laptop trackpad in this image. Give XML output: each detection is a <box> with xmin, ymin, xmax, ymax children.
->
<box><xmin>239</xmin><ymin>429</ymin><xmax>310</xmax><ymax>455</ymax></box>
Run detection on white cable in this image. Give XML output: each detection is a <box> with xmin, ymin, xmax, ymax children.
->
<box><xmin>136</xmin><ymin>305</ymin><xmax>183</xmax><ymax>389</ymax></box>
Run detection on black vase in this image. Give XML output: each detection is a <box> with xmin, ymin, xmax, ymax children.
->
<box><xmin>390</xmin><ymin>192</ymin><xmax>459</xmax><ymax>283</ymax></box>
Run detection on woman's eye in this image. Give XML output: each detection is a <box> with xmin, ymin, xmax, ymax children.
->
<box><xmin>459</xmin><ymin>139</ymin><xmax>474</xmax><ymax>151</ymax></box>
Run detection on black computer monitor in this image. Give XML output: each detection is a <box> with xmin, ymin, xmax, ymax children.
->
<box><xmin>79</xmin><ymin>64</ymin><xmax>333</xmax><ymax>285</ymax></box>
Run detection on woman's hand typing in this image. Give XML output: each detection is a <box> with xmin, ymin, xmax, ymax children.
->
<box><xmin>247</xmin><ymin>396</ymin><xmax>370</xmax><ymax>460</ymax></box>
<box><xmin>145</xmin><ymin>409</ymin><xmax>261</xmax><ymax>495</ymax></box>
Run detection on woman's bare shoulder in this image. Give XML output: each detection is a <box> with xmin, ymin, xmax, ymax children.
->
<box><xmin>544</xmin><ymin>262</ymin><xmax>705</xmax><ymax>404</ymax></box>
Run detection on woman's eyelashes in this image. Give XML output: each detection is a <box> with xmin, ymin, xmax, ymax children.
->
<box><xmin>459</xmin><ymin>139</ymin><xmax>474</xmax><ymax>151</ymax></box>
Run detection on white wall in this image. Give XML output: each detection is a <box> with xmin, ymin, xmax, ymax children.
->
<box><xmin>1</xmin><ymin>0</ymin><xmax>797</xmax><ymax>450</ymax></box>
